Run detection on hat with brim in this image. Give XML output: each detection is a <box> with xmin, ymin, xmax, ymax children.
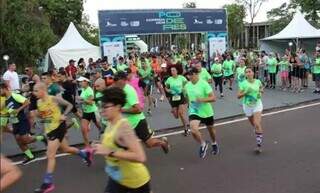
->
<box><xmin>77</xmin><ymin>76</ymin><xmax>90</xmax><ymax>82</ymax></box>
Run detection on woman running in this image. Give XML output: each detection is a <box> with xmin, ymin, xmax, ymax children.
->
<box><xmin>237</xmin><ymin>68</ymin><xmax>264</xmax><ymax>154</ymax></box>
<box><xmin>210</xmin><ymin>57</ymin><xmax>224</xmax><ymax>97</ymax></box>
<box><xmin>93</xmin><ymin>87</ymin><xmax>152</xmax><ymax>193</ymax></box>
<box><xmin>165</xmin><ymin>66</ymin><xmax>189</xmax><ymax>136</ymax></box>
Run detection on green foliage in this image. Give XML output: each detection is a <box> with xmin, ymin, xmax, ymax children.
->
<box><xmin>223</xmin><ymin>4</ymin><xmax>246</xmax><ymax>48</ymax></box>
<box><xmin>267</xmin><ymin>0</ymin><xmax>320</xmax><ymax>34</ymax></box>
<box><xmin>0</xmin><ymin>0</ymin><xmax>99</xmax><ymax>71</ymax></box>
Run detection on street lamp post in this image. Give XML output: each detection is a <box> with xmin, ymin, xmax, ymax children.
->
<box><xmin>2</xmin><ymin>54</ymin><xmax>9</xmax><ymax>68</ymax></box>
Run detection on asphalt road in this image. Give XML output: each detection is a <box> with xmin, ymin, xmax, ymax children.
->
<box><xmin>4</xmin><ymin>103</ymin><xmax>320</xmax><ymax>193</ymax></box>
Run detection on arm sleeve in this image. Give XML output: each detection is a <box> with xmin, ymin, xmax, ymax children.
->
<box><xmin>12</xmin><ymin>93</ymin><xmax>27</xmax><ymax>104</ymax></box>
<box><xmin>204</xmin><ymin>82</ymin><xmax>213</xmax><ymax>95</ymax></box>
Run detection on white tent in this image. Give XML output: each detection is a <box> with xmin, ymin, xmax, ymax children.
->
<box><xmin>260</xmin><ymin>11</ymin><xmax>320</xmax><ymax>54</ymax></box>
<box><xmin>46</xmin><ymin>22</ymin><xmax>101</xmax><ymax>70</ymax></box>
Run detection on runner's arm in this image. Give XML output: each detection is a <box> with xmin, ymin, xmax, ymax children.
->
<box><xmin>121</xmin><ymin>104</ymin><xmax>142</xmax><ymax>114</ymax></box>
<box><xmin>196</xmin><ymin>92</ymin><xmax>216</xmax><ymax>103</ymax></box>
<box><xmin>16</xmin><ymin>99</ymin><xmax>30</xmax><ymax>114</ymax></box>
<box><xmin>0</xmin><ymin>155</ymin><xmax>22</xmax><ymax>191</ymax></box>
<box><xmin>53</xmin><ymin>96</ymin><xmax>73</xmax><ymax>116</ymax></box>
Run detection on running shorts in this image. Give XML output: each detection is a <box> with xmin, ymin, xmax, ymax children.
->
<box><xmin>224</xmin><ymin>74</ymin><xmax>234</xmax><ymax>80</ymax></box>
<box><xmin>169</xmin><ymin>94</ymin><xmax>185</xmax><ymax>108</ymax></box>
<box><xmin>105</xmin><ymin>178</ymin><xmax>151</xmax><ymax>193</ymax></box>
<box><xmin>189</xmin><ymin>115</ymin><xmax>214</xmax><ymax>126</ymax></box>
<box><xmin>12</xmin><ymin>119</ymin><xmax>30</xmax><ymax>136</ymax></box>
<box><xmin>242</xmin><ymin>101</ymin><xmax>263</xmax><ymax>117</ymax></box>
<box><xmin>29</xmin><ymin>94</ymin><xmax>38</xmax><ymax>111</ymax></box>
<box><xmin>134</xmin><ymin>119</ymin><xmax>153</xmax><ymax>142</ymax></box>
<box><xmin>47</xmin><ymin>121</ymin><xmax>67</xmax><ymax>142</ymax></box>
<box><xmin>82</xmin><ymin>112</ymin><xmax>97</xmax><ymax>122</ymax></box>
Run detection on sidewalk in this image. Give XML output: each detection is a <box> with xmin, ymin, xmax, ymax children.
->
<box><xmin>2</xmin><ymin>85</ymin><xmax>319</xmax><ymax>156</ymax></box>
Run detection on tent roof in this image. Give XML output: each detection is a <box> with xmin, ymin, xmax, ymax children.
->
<box><xmin>262</xmin><ymin>11</ymin><xmax>320</xmax><ymax>40</ymax></box>
<box><xmin>49</xmin><ymin>22</ymin><xmax>98</xmax><ymax>50</ymax></box>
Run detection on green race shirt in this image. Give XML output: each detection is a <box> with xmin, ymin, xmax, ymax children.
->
<box><xmin>165</xmin><ymin>75</ymin><xmax>187</xmax><ymax>95</ymax></box>
<box><xmin>267</xmin><ymin>57</ymin><xmax>277</xmax><ymax>73</ymax></box>
<box><xmin>239</xmin><ymin>79</ymin><xmax>262</xmax><ymax>107</ymax></box>
<box><xmin>223</xmin><ymin>60</ymin><xmax>235</xmax><ymax>76</ymax></box>
<box><xmin>184</xmin><ymin>79</ymin><xmax>214</xmax><ymax>118</ymax></box>
<box><xmin>199</xmin><ymin>68</ymin><xmax>212</xmax><ymax>82</ymax></box>
<box><xmin>279</xmin><ymin>60</ymin><xmax>289</xmax><ymax>71</ymax></box>
<box><xmin>80</xmin><ymin>86</ymin><xmax>97</xmax><ymax>113</ymax></box>
<box><xmin>210</xmin><ymin>63</ymin><xmax>223</xmax><ymax>77</ymax></box>
<box><xmin>138</xmin><ymin>67</ymin><xmax>153</xmax><ymax>84</ymax></box>
<box><xmin>236</xmin><ymin>66</ymin><xmax>246</xmax><ymax>83</ymax></box>
<box><xmin>123</xmin><ymin>84</ymin><xmax>145</xmax><ymax>129</ymax></box>
<box><xmin>117</xmin><ymin>63</ymin><xmax>128</xmax><ymax>72</ymax></box>
<box><xmin>314</xmin><ymin>58</ymin><xmax>320</xmax><ymax>74</ymax></box>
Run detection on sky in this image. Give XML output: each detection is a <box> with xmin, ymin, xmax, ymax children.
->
<box><xmin>83</xmin><ymin>0</ymin><xmax>290</xmax><ymax>26</ymax></box>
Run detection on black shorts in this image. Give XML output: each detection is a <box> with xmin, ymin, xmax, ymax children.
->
<box><xmin>189</xmin><ymin>115</ymin><xmax>214</xmax><ymax>126</ymax></box>
<box><xmin>29</xmin><ymin>94</ymin><xmax>38</xmax><ymax>111</ymax></box>
<box><xmin>134</xmin><ymin>119</ymin><xmax>153</xmax><ymax>142</ymax></box>
<box><xmin>82</xmin><ymin>112</ymin><xmax>97</xmax><ymax>122</ymax></box>
<box><xmin>47</xmin><ymin>122</ymin><xmax>67</xmax><ymax>142</ymax></box>
<box><xmin>12</xmin><ymin>119</ymin><xmax>30</xmax><ymax>136</ymax></box>
<box><xmin>169</xmin><ymin>94</ymin><xmax>185</xmax><ymax>108</ymax></box>
<box><xmin>105</xmin><ymin>178</ymin><xmax>151</xmax><ymax>193</ymax></box>
<box><xmin>224</xmin><ymin>75</ymin><xmax>234</xmax><ymax>80</ymax></box>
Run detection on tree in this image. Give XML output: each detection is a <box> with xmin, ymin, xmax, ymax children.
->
<box><xmin>267</xmin><ymin>3</ymin><xmax>296</xmax><ymax>34</ymax></box>
<box><xmin>236</xmin><ymin>0</ymin><xmax>267</xmax><ymax>47</ymax></box>
<box><xmin>183</xmin><ymin>2</ymin><xmax>196</xmax><ymax>8</ymax></box>
<box><xmin>223</xmin><ymin>4</ymin><xmax>246</xmax><ymax>49</ymax></box>
<box><xmin>291</xmin><ymin>0</ymin><xmax>320</xmax><ymax>28</ymax></box>
<box><xmin>0</xmin><ymin>0</ymin><xmax>57</xmax><ymax>70</ymax></box>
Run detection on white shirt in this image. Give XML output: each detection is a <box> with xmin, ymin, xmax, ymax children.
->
<box><xmin>3</xmin><ymin>70</ymin><xmax>20</xmax><ymax>90</ymax></box>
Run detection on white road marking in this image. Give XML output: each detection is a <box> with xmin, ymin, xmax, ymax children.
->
<box><xmin>13</xmin><ymin>102</ymin><xmax>320</xmax><ymax>165</ymax></box>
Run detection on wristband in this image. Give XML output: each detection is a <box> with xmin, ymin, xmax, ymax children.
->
<box><xmin>109</xmin><ymin>151</ymin><xmax>116</xmax><ymax>157</ymax></box>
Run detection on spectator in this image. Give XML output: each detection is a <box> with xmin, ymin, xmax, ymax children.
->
<box><xmin>65</xmin><ymin>59</ymin><xmax>77</xmax><ymax>80</ymax></box>
<box><xmin>3</xmin><ymin>63</ymin><xmax>20</xmax><ymax>91</ymax></box>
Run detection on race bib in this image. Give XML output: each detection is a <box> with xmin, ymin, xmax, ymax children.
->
<box><xmin>172</xmin><ymin>95</ymin><xmax>181</xmax><ymax>101</ymax></box>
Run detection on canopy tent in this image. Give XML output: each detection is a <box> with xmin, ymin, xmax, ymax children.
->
<box><xmin>45</xmin><ymin>22</ymin><xmax>101</xmax><ymax>70</ymax></box>
<box><xmin>260</xmin><ymin>11</ymin><xmax>320</xmax><ymax>54</ymax></box>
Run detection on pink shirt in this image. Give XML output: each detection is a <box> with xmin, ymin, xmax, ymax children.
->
<box><xmin>128</xmin><ymin>76</ymin><xmax>145</xmax><ymax>109</ymax></box>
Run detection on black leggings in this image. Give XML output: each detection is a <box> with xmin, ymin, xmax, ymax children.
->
<box><xmin>269</xmin><ymin>73</ymin><xmax>276</xmax><ymax>86</ymax></box>
<box><xmin>213</xmin><ymin>76</ymin><xmax>223</xmax><ymax>93</ymax></box>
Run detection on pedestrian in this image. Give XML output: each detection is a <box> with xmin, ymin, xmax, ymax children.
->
<box><xmin>165</xmin><ymin>66</ymin><xmax>189</xmax><ymax>136</ymax></box>
<box><xmin>0</xmin><ymin>82</ymin><xmax>47</xmax><ymax>165</ymax></box>
<box><xmin>0</xmin><ymin>155</ymin><xmax>22</xmax><ymax>191</ymax></box>
<box><xmin>210</xmin><ymin>57</ymin><xmax>224</xmax><ymax>97</ymax></box>
<box><xmin>33</xmin><ymin>82</ymin><xmax>93</xmax><ymax>193</ymax></box>
<box><xmin>77</xmin><ymin>75</ymin><xmax>102</xmax><ymax>147</ymax></box>
<box><xmin>237</xmin><ymin>67</ymin><xmax>264</xmax><ymax>153</ymax></box>
<box><xmin>312</xmin><ymin>52</ymin><xmax>320</xmax><ymax>94</ymax></box>
<box><xmin>235</xmin><ymin>57</ymin><xmax>247</xmax><ymax>88</ymax></box>
<box><xmin>3</xmin><ymin>63</ymin><xmax>20</xmax><ymax>92</ymax></box>
<box><xmin>279</xmin><ymin>55</ymin><xmax>290</xmax><ymax>90</ymax></box>
<box><xmin>113</xmin><ymin>71</ymin><xmax>169</xmax><ymax>154</ymax></box>
<box><xmin>184</xmin><ymin>67</ymin><xmax>219</xmax><ymax>158</ymax></box>
<box><xmin>267</xmin><ymin>53</ymin><xmax>278</xmax><ymax>89</ymax></box>
<box><xmin>92</xmin><ymin>87</ymin><xmax>152</xmax><ymax>193</ymax></box>
<box><xmin>223</xmin><ymin>54</ymin><xmax>235</xmax><ymax>90</ymax></box>
<box><xmin>65</xmin><ymin>59</ymin><xmax>78</xmax><ymax>80</ymax></box>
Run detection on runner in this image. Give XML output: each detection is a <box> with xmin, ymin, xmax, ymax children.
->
<box><xmin>41</xmin><ymin>72</ymin><xmax>61</xmax><ymax>96</ymax></box>
<box><xmin>77</xmin><ymin>76</ymin><xmax>102</xmax><ymax>147</ymax></box>
<box><xmin>195</xmin><ymin>61</ymin><xmax>212</xmax><ymax>83</ymax></box>
<box><xmin>127</xmin><ymin>68</ymin><xmax>145</xmax><ymax>109</ymax></box>
<box><xmin>93</xmin><ymin>77</ymin><xmax>108</xmax><ymax>129</ymax></box>
<box><xmin>138</xmin><ymin>60</ymin><xmax>156</xmax><ymax>115</ymax></box>
<box><xmin>113</xmin><ymin>72</ymin><xmax>169</xmax><ymax>153</ymax></box>
<box><xmin>0</xmin><ymin>82</ymin><xmax>47</xmax><ymax>165</ymax></box>
<box><xmin>210</xmin><ymin>57</ymin><xmax>224</xmax><ymax>97</ymax></box>
<box><xmin>313</xmin><ymin>52</ymin><xmax>320</xmax><ymax>94</ymax></box>
<box><xmin>165</xmin><ymin>66</ymin><xmax>189</xmax><ymax>136</ymax></box>
<box><xmin>237</xmin><ymin>67</ymin><xmax>264</xmax><ymax>153</ymax></box>
<box><xmin>0</xmin><ymin>95</ymin><xmax>12</xmax><ymax>134</ymax></box>
<box><xmin>184</xmin><ymin>67</ymin><xmax>219</xmax><ymax>158</ymax></box>
<box><xmin>92</xmin><ymin>87</ymin><xmax>152</xmax><ymax>193</ymax></box>
<box><xmin>0</xmin><ymin>155</ymin><xmax>22</xmax><ymax>191</ymax></box>
<box><xmin>235</xmin><ymin>57</ymin><xmax>247</xmax><ymax>88</ymax></box>
<box><xmin>223</xmin><ymin>54</ymin><xmax>236</xmax><ymax>90</ymax></box>
<box><xmin>33</xmin><ymin>83</ymin><xmax>93</xmax><ymax>193</ymax></box>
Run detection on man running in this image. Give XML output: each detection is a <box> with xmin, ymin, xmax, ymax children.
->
<box><xmin>33</xmin><ymin>83</ymin><xmax>93</xmax><ymax>193</ymax></box>
<box><xmin>184</xmin><ymin>68</ymin><xmax>219</xmax><ymax>158</ymax></box>
<box><xmin>113</xmin><ymin>71</ymin><xmax>170</xmax><ymax>153</ymax></box>
<box><xmin>0</xmin><ymin>82</ymin><xmax>47</xmax><ymax>165</ymax></box>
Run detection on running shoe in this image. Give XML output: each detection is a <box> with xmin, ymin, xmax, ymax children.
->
<box><xmin>153</xmin><ymin>98</ymin><xmax>158</xmax><ymax>108</ymax></box>
<box><xmin>34</xmin><ymin>183</ymin><xmax>55</xmax><ymax>193</ymax></box>
<box><xmin>229</xmin><ymin>87</ymin><xmax>233</xmax><ymax>90</ymax></box>
<box><xmin>254</xmin><ymin>146</ymin><xmax>262</xmax><ymax>154</ymax></box>
<box><xmin>84</xmin><ymin>148</ymin><xmax>94</xmax><ymax>167</ymax></box>
<box><xmin>161</xmin><ymin>137</ymin><xmax>170</xmax><ymax>154</ymax></box>
<box><xmin>220</xmin><ymin>93</ymin><xmax>224</xmax><ymax>98</ymax></box>
<box><xmin>147</xmin><ymin>109</ymin><xmax>152</xmax><ymax>116</ymax></box>
<box><xmin>211</xmin><ymin>144</ymin><xmax>219</xmax><ymax>155</ymax></box>
<box><xmin>22</xmin><ymin>157</ymin><xmax>36</xmax><ymax>165</ymax></box>
<box><xmin>71</xmin><ymin>118</ymin><xmax>80</xmax><ymax>130</ymax></box>
<box><xmin>199</xmin><ymin>141</ymin><xmax>209</xmax><ymax>158</ymax></box>
<box><xmin>183</xmin><ymin>128</ymin><xmax>190</xmax><ymax>136</ymax></box>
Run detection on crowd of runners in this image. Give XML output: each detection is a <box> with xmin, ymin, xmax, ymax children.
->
<box><xmin>1</xmin><ymin>45</ymin><xmax>320</xmax><ymax>193</ymax></box>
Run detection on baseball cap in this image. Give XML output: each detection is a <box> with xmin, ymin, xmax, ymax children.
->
<box><xmin>77</xmin><ymin>76</ymin><xmax>90</xmax><ymax>82</ymax></box>
<box><xmin>69</xmin><ymin>59</ymin><xmax>75</xmax><ymax>63</ymax></box>
<box><xmin>161</xmin><ymin>63</ymin><xmax>167</xmax><ymax>68</ymax></box>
